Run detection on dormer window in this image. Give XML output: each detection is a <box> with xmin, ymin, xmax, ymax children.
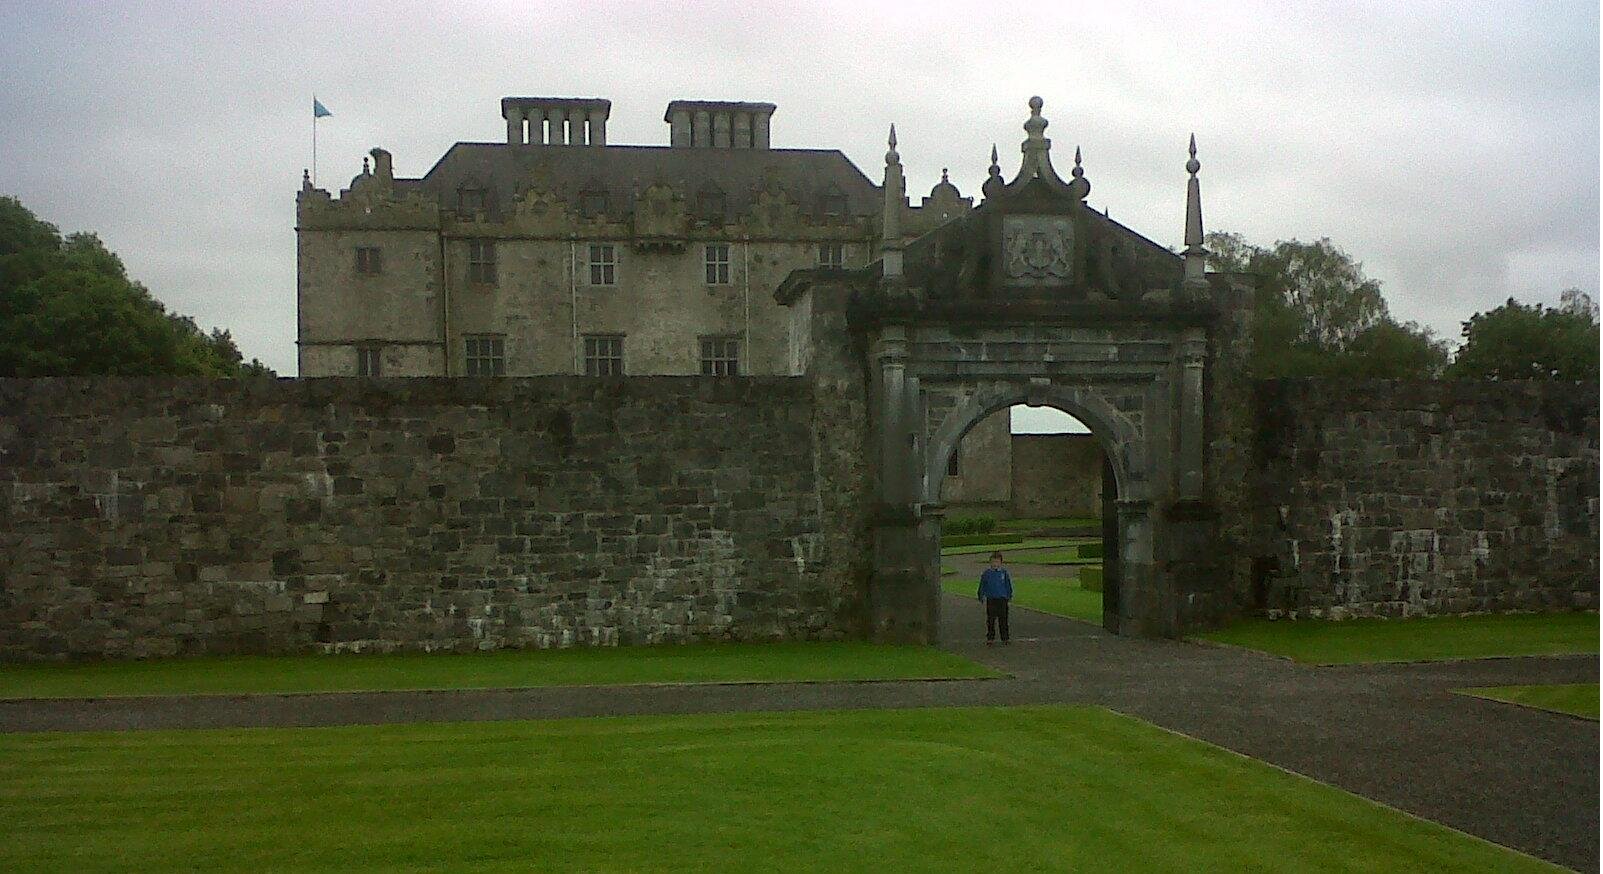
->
<box><xmin>579</xmin><ymin>186</ymin><xmax>609</xmax><ymax>218</ymax></box>
<box><xmin>458</xmin><ymin>186</ymin><xmax>486</xmax><ymax>214</ymax></box>
<box><xmin>696</xmin><ymin>185</ymin><xmax>726</xmax><ymax>223</ymax></box>
<box><xmin>819</xmin><ymin>189</ymin><xmax>847</xmax><ymax>220</ymax></box>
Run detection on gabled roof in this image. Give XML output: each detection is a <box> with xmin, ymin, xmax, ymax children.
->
<box><xmin>407</xmin><ymin>143</ymin><xmax>880</xmax><ymax>221</ymax></box>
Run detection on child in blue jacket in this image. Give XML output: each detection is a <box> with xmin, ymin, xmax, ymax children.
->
<box><xmin>977</xmin><ymin>551</ymin><xmax>1013</xmax><ymax>644</ymax></box>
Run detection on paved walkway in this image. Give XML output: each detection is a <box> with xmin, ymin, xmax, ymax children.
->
<box><xmin>3</xmin><ymin>596</ymin><xmax>1597</xmax><ymax>870</ymax></box>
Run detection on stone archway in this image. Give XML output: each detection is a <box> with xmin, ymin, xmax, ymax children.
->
<box><xmin>921</xmin><ymin>383</ymin><xmax>1152</xmax><ymax>635</ymax></box>
<box><xmin>776</xmin><ymin>96</ymin><xmax>1254</xmax><ymax>645</ymax></box>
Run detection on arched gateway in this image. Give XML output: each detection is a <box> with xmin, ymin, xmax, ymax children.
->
<box><xmin>779</xmin><ymin>98</ymin><xmax>1255</xmax><ymax>643</ymax></box>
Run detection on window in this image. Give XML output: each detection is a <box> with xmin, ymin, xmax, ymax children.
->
<box><xmin>704</xmin><ymin>244</ymin><xmax>731</xmax><ymax>285</ymax></box>
<box><xmin>820</xmin><ymin>192</ymin><xmax>847</xmax><ymax>218</ymax></box>
<box><xmin>356</xmin><ymin>346</ymin><xmax>382</xmax><ymax>376</ymax></box>
<box><xmin>459</xmin><ymin>187</ymin><xmax>486</xmax><ymax>213</ymax></box>
<box><xmin>464</xmin><ymin>334</ymin><xmax>505</xmax><ymax>376</ymax></box>
<box><xmin>947</xmin><ymin>445</ymin><xmax>961</xmax><ymax>477</ymax></box>
<box><xmin>354</xmin><ymin>246</ymin><xmax>382</xmax><ymax>275</ymax></box>
<box><xmin>584</xmin><ymin>335</ymin><xmax>624</xmax><ymax>376</ymax></box>
<box><xmin>588</xmin><ymin>244</ymin><xmax>616</xmax><ymax>286</ymax></box>
<box><xmin>818</xmin><ymin>243</ymin><xmax>844</xmax><ymax>269</ymax></box>
<box><xmin>580</xmin><ymin>189</ymin><xmax>609</xmax><ymax>217</ymax></box>
<box><xmin>696</xmin><ymin>189</ymin><xmax>726</xmax><ymax>222</ymax></box>
<box><xmin>699</xmin><ymin>337</ymin><xmax>740</xmax><ymax>376</ymax></box>
<box><xmin>468</xmin><ymin>241</ymin><xmax>497</xmax><ymax>285</ymax></box>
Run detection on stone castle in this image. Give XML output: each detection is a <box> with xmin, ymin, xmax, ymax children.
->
<box><xmin>296</xmin><ymin>96</ymin><xmax>971</xmax><ymax>380</ymax></box>
<box><xmin>295</xmin><ymin>95</ymin><xmax>1060</xmax><ymax>514</ymax></box>
<box><xmin>0</xmin><ymin>96</ymin><xmax>1593</xmax><ymax>660</ymax></box>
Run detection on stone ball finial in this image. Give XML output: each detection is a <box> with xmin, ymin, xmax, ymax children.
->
<box><xmin>1029</xmin><ymin>95</ymin><xmax>1044</xmax><ymax>112</ymax></box>
<box><xmin>1186</xmin><ymin>133</ymin><xmax>1200</xmax><ymax>176</ymax></box>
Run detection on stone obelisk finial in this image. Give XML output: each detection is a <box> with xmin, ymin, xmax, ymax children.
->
<box><xmin>881</xmin><ymin>124</ymin><xmax>905</xmax><ymax>278</ymax></box>
<box><xmin>981</xmin><ymin>143</ymin><xmax>1004</xmax><ymax>200</ymax></box>
<box><xmin>1183</xmin><ymin>133</ymin><xmax>1207</xmax><ymax>287</ymax></box>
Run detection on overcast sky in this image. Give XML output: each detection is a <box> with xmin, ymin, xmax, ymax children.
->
<box><xmin>3</xmin><ymin>1</ymin><xmax>1597</xmax><ymax>422</ymax></box>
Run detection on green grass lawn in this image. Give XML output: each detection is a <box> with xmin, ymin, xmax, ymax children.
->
<box><xmin>1457</xmin><ymin>684</ymin><xmax>1599</xmax><ymax>719</ymax></box>
<box><xmin>941</xmin><ymin>537</ymin><xmax>1079</xmax><ymax>556</ymax></box>
<box><xmin>1014</xmin><ymin>546</ymin><xmax>1101</xmax><ymax>565</ymax></box>
<box><xmin>942</xmin><ymin>575</ymin><xmax>1103</xmax><ymax>624</ymax></box>
<box><xmin>0</xmin><ymin>642</ymin><xmax>998</xmax><ymax>700</ymax></box>
<box><xmin>1197</xmin><ymin>612</ymin><xmax>1599</xmax><ymax>665</ymax></box>
<box><xmin>0</xmin><ymin>705</ymin><xmax>1553</xmax><ymax>872</ymax></box>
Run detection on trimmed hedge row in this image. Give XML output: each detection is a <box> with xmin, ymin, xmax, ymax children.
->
<box><xmin>1079</xmin><ymin>566</ymin><xmax>1104</xmax><ymax>592</ymax></box>
<box><xmin>1077</xmin><ymin>542</ymin><xmax>1104</xmax><ymax>560</ymax></box>
<box><xmin>944</xmin><ymin>515</ymin><xmax>999</xmax><ymax>536</ymax></box>
<box><xmin>941</xmin><ymin>533</ymin><xmax>1026</xmax><ymax>548</ymax></box>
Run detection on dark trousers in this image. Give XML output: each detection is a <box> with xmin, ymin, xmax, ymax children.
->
<box><xmin>985</xmin><ymin>597</ymin><xmax>1010</xmax><ymax>641</ymax></box>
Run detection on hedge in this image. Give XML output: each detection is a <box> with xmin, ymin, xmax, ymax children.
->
<box><xmin>940</xmin><ymin>533</ymin><xmax>1026</xmax><ymax>548</ymax></box>
<box><xmin>1079</xmin><ymin>566</ymin><xmax>1104</xmax><ymax>592</ymax></box>
<box><xmin>1077</xmin><ymin>542</ymin><xmax>1104</xmax><ymax>560</ymax></box>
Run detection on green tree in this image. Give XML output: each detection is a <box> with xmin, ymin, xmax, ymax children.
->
<box><xmin>0</xmin><ymin>196</ymin><xmax>274</xmax><ymax>377</ymax></box>
<box><xmin>1206</xmin><ymin>231</ymin><xmax>1445</xmax><ymax>378</ymax></box>
<box><xmin>1448</xmin><ymin>293</ymin><xmax>1599</xmax><ymax>381</ymax></box>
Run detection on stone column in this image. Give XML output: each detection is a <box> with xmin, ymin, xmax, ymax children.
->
<box><xmin>692</xmin><ymin>110</ymin><xmax>711</xmax><ymax>147</ymax></box>
<box><xmin>506</xmin><ymin>108</ymin><xmax>524</xmax><ymax>145</ymax></box>
<box><xmin>866</xmin><ymin>324</ymin><xmax>937</xmax><ymax>643</ymax></box>
<box><xmin>753</xmin><ymin>113</ymin><xmax>770</xmax><ymax>149</ymax></box>
<box><xmin>588</xmin><ymin>110</ymin><xmax>607</xmax><ymax>146</ymax></box>
<box><xmin>712</xmin><ymin>112</ymin><xmax>731</xmax><ymax>148</ymax></box>
<box><xmin>733</xmin><ymin>112</ymin><xmax>752</xmax><ymax>148</ymax></box>
<box><xmin>1178</xmin><ymin>328</ymin><xmax>1207</xmax><ymax>497</ymax></box>
<box><xmin>548</xmin><ymin>108</ymin><xmax>567</xmax><ymax>145</ymax></box>
<box><xmin>1114</xmin><ymin>498</ymin><xmax>1177</xmax><ymax>637</ymax></box>
<box><xmin>669</xmin><ymin>109</ymin><xmax>691</xmax><ymax>147</ymax></box>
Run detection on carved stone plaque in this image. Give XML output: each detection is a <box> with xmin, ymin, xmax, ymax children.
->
<box><xmin>1002</xmin><ymin>215</ymin><xmax>1075</xmax><ymax>285</ymax></box>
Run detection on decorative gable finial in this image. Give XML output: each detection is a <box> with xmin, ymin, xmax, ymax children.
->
<box><xmin>1183</xmin><ymin>133</ymin><xmax>1207</xmax><ymax>288</ymax></box>
<box><xmin>361</xmin><ymin>155</ymin><xmax>371</xmax><ymax>175</ymax></box>
<box><xmin>881</xmin><ymin>123</ymin><xmax>905</xmax><ymax>278</ymax></box>
<box><xmin>982</xmin><ymin>143</ymin><xmax>1004</xmax><ymax>200</ymax></box>
<box><xmin>302</xmin><ymin>168</ymin><xmax>312</xmax><ymax>190</ymax></box>
<box><xmin>941</xmin><ymin>168</ymin><xmax>949</xmax><ymax>183</ymax></box>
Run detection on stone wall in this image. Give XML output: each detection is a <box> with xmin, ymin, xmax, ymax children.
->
<box><xmin>940</xmin><ymin>409</ymin><xmax>1011</xmax><ymax>513</ymax></box>
<box><xmin>0</xmin><ymin>377</ymin><xmax>852</xmax><ymax>661</ymax></box>
<box><xmin>1010</xmin><ymin>434</ymin><xmax>1102</xmax><ymax>518</ymax></box>
<box><xmin>1251</xmin><ymin>379</ymin><xmax>1599</xmax><ymax>618</ymax></box>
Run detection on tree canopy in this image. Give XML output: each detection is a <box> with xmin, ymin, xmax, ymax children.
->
<box><xmin>0</xmin><ymin>196</ymin><xmax>273</xmax><ymax>378</ymax></box>
<box><xmin>1205</xmin><ymin>232</ymin><xmax>1448</xmax><ymax>379</ymax></box>
<box><xmin>1447</xmin><ymin>292</ymin><xmax>1599</xmax><ymax>381</ymax></box>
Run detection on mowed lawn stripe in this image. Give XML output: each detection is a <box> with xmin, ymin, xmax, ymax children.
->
<box><xmin>942</xmin><ymin>576</ymin><xmax>1104</xmax><ymax>625</ymax></box>
<box><xmin>0</xmin><ymin>641</ymin><xmax>997</xmax><ymax>699</ymax></box>
<box><xmin>1457</xmin><ymin>684</ymin><xmax>1599</xmax><ymax>720</ymax></box>
<box><xmin>0</xmin><ymin>705</ymin><xmax>1555</xmax><ymax>872</ymax></box>
<box><xmin>1195</xmin><ymin>612</ymin><xmax>1598</xmax><ymax>664</ymax></box>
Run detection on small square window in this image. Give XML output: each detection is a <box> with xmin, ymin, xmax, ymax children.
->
<box><xmin>468</xmin><ymin>241</ymin><xmax>497</xmax><ymax>285</ymax></box>
<box><xmin>704</xmin><ymin>244</ymin><xmax>731</xmax><ymax>285</ymax></box>
<box><xmin>818</xmin><ymin>243</ymin><xmax>844</xmax><ymax>269</ymax></box>
<box><xmin>355</xmin><ymin>246</ymin><xmax>382</xmax><ymax>275</ymax></box>
<box><xmin>821</xmin><ymin>193</ymin><xmax>847</xmax><ymax>217</ymax></box>
<box><xmin>356</xmin><ymin>346</ymin><xmax>382</xmax><ymax>376</ymax></box>
<box><xmin>697</xmin><ymin>191</ymin><xmax>726</xmax><ymax>222</ymax></box>
<box><xmin>459</xmin><ymin>188</ymin><xmax>486</xmax><ymax>213</ymax></box>
<box><xmin>580</xmin><ymin>190</ymin><xmax>609</xmax><ymax>217</ymax></box>
<box><xmin>464</xmin><ymin>334</ymin><xmax>505</xmax><ymax>376</ymax></box>
<box><xmin>588</xmin><ymin>244</ymin><xmax>617</xmax><ymax>286</ymax></box>
<box><xmin>699</xmin><ymin>337</ymin><xmax>740</xmax><ymax>376</ymax></box>
<box><xmin>584</xmin><ymin>335</ymin><xmax>624</xmax><ymax>376</ymax></box>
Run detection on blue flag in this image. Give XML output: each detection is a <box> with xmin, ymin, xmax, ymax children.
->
<box><xmin>313</xmin><ymin>98</ymin><xmax>332</xmax><ymax>118</ymax></box>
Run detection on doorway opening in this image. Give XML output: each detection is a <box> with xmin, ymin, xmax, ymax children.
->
<box><xmin>934</xmin><ymin>403</ymin><xmax>1120</xmax><ymax>632</ymax></box>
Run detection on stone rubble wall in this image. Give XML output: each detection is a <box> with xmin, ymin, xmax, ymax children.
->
<box><xmin>1250</xmin><ymin>379</ymin><xmax>1599</xmax><ymax>618</ymax></box>
<box><xmin>0</xmin><ymin>377</ymin><xmax>849</xmax><ymax>661</ymax></box>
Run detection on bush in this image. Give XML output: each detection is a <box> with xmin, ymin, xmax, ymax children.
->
<box><xmin>1077</xmin><ymin>542</ymin><xmax>1104</xmax><ymax>560</ymax></box>
<box><xmin>1079</xmin><ymin>566</ymin><xmax>1104</xmax><ymax>592</ymax></box>
<box><xmin>941</xmin><ymin>533</ymin><xmax>1025</xmax><ymax>548</ymax></box>
<box><xmin>944</xmin><ymin>515</ymin><xmax>998</xmax><ymax>536</ymax></box>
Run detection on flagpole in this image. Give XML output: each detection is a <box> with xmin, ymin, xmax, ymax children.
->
<box><xmin>312</xmin><ymin>96</ymin><xmax>318</xmax><ymax>186</ymax></box>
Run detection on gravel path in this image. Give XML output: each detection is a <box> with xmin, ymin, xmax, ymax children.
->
<box><xmin>2</xmin><ymin>594</ymin><xmax>1596</xmax><ymax>870</ymax></box>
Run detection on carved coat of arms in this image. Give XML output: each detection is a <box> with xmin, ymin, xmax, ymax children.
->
<box><xmin>1002</xmin><ymin>216</ymin><xmax>1075</xmax><ymax>285</ymax></box>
